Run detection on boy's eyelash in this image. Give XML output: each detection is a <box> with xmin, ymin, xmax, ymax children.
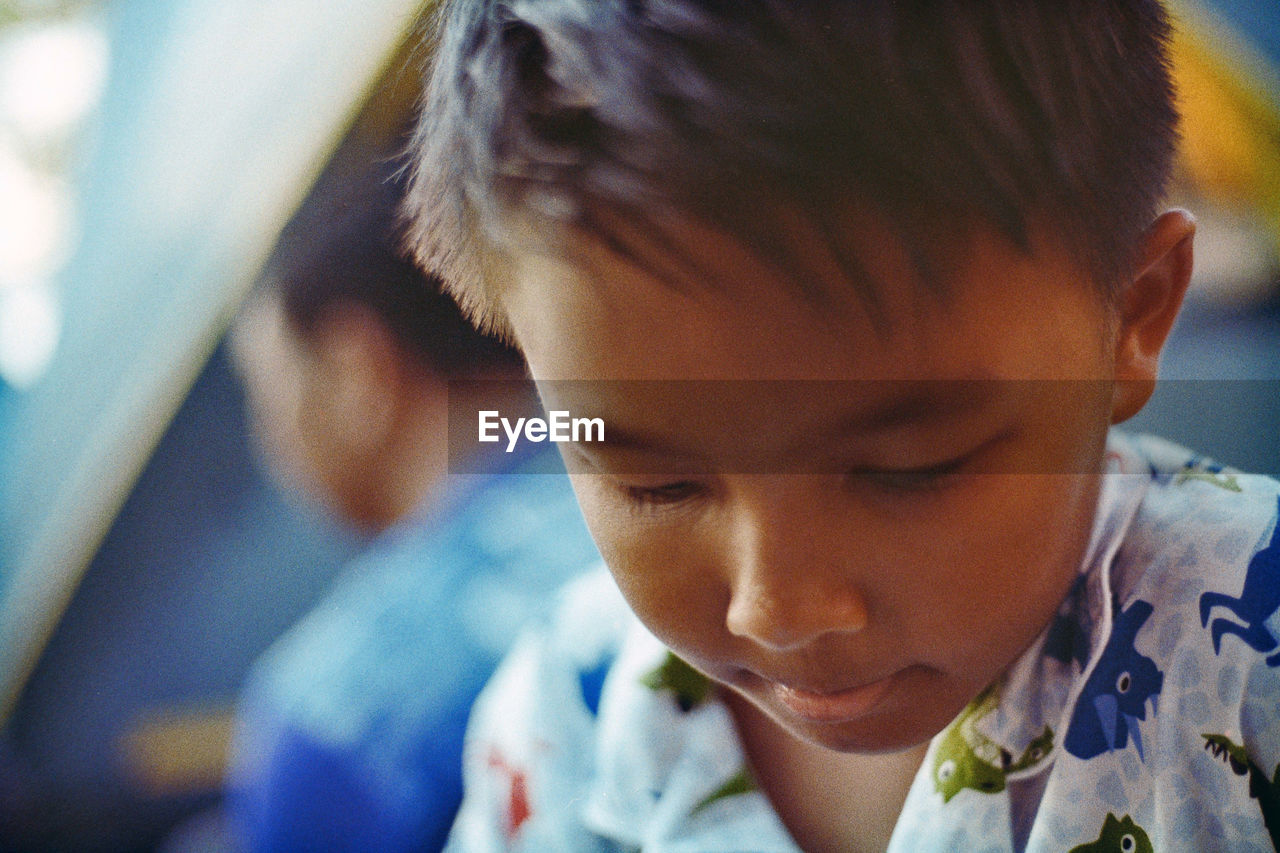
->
<box><xmin>848</xmin><ymin>455</ymin><xmax>969</xmax><ymax>492</ymax></box>
<box><xmin>618</xmin><ymin>454</ymin><xmax>973</xmax><ymax>511</ymax></box>
<box><xmin>622</xmin><ymin>481</ymin><xmax>707</xmax><ymax>508</ymax></box>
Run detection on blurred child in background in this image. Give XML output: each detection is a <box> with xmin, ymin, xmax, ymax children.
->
<box><xmin>225</xmin><ymin>168</ymin><xmax>599</xmax><ymax>852</ymax></box>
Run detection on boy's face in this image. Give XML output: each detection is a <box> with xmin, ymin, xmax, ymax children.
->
<box><xmin>503</xmin><ymin>216</ymin><xmax>1121</xmax><ymax>754</ymax></box>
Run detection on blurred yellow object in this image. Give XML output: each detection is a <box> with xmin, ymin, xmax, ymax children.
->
<box><xmin>117</xmin><ymin>705</ymin><xmax>236</xmax><ymax>797</ymax></box>
<box><xmin>1171</xmin><ymin>3</ymin><xmax>1280</xmax><ymax>252</ymax></box>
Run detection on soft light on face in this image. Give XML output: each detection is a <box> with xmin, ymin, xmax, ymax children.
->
<box><xmin>502</xmin><ymin>217</ymin><xmax>1120</xmax><ymax>753</ymax></box>
<box><xmin>230</xmin><ymin>292</ymin><xmax>318</xmax><ymax>490</ymax></box>
<box><xmin>229</xmin><ymin>291</ymin><xmax>355</xmax><ymax>521</ymax></box>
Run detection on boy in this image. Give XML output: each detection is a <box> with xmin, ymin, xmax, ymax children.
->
<box><xmin>403</xmin><ymin>1</ymin><xmax>1280</xmax><ymax>850</ymax></box>
<box><xmin>225</xmin><ymin>170</ymin><xmax>598</xmax><ymax>851</ymax></box>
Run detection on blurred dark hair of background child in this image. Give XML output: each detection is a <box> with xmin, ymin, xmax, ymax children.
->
<box><xmin>232</xmin><ymin>169</ymin><xmax>519</xmax><ymax>529</ymax></box>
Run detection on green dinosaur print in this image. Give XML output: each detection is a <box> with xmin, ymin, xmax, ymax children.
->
<box><xmin>1175</xmin><ymin>464</ymin><xmax>1242</xmax><ymax>492</ymax></box>
<box><xmin>1203</xmin><ymin>733</ymin><xmax>1280</xmax><ymax>849</ymax></box>
<box><xmin>691</xmin><ymin>767</ymin><xmax>757</xmax><ymax>816</ymax></box>
<box><xmin>640</xmin><ymin>652</ymin><xmax>712</xmax><ymax>712</ymax></box>
<box><xmin>1068</xmin><ymin>812</ymin><xmax>1153</xmax><ymax>853</ymax></box>
<box><xmin>932</xmin><ymin>682</ymin><xmax>1054</xmax><ymax>802</ymax></box>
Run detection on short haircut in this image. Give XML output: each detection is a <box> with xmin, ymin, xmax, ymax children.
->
<box><xmin>403</xmin><ymin>0</ymin><xmax>1179</xmax><ymax>337</ymax></box>
<box><xmin>268</xmin><ymin>166</ymin><xmax>520</xmax><ymax>376</ymax></box>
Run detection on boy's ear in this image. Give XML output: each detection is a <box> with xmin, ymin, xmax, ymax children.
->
<box><xmin>1110</xmin><ymin>210</ymin><xmax>1196</xmax><ymax>424</ymax></box>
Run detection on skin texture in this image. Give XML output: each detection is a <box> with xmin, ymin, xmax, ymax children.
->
<box><xmin>499</xmin><ymin>210</ymin><xmax>1193</xmax><ymax>851</ymax></box>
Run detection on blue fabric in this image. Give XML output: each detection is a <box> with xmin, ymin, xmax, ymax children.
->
<box><xmin>227</xmin><ymin>446</ymin><xmax>599</xmax><ymax>853</ymax></box>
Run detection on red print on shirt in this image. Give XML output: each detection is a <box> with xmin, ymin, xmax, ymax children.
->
<box><xmin>487</xmin><ymin>747</ymin><xmax>532</xmax><ymax>841</ymax></box>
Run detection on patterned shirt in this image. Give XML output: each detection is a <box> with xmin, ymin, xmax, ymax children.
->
<box><xmin>446</xmin><ymin>432</ymin><xmax>1280</xmax><ymax>852</ymax></box>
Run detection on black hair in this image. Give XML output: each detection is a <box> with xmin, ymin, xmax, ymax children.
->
<box><xmin>403</xmin><ymin>0</ymin><xmax>1180</xmax><ymax>335</ymax></box>
<box><xmin>268</xmin><ymin>166</ymin><xmax>520</xmax><ymax>376</ymax></box>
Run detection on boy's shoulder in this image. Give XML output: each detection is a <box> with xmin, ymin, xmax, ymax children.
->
<box><xmin>1108</xmin><ymin>431</ymin><xmax>1280</xmax><ymax>614</ymax></box>
<box><xmin>448</xmin><ymin>567</ymin><xmax>799</xmax><ymax>852</ymax></box>
<box><xmin>446</xmin><ymin>567</ymin><xmax>630</xmax><ymax>852</ymax></box>
<box><xmin>1115</xmin><ymin>430</ymin><xmax>1280</xmax><ymax>734</ymax></box>
<box><xmin>1029</xmin><ymin>432</ymin><xmax>1280</xmax><ymax>848</ymax></box>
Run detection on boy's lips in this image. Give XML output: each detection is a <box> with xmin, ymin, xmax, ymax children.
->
<box><xmin>767</xmin><ymin>673</ymin><xmax>897</xmax><ymax>724</ymax></box>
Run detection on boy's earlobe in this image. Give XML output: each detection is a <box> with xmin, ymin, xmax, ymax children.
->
<box><xmin>1111</xmin><ymin>210</ymin><xmax>1196</xmax><ymax>424</ymax></box>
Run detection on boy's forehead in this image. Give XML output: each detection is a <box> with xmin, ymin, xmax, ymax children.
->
<box><xmin>503</xmin><ymin>232</ymin><xmax>875</xmax><ymax>381</ymax></box>
<box><xmin>502</xmin><ymin>209</ymin><xmax>1110</xmax><ymax>383</ymax></box>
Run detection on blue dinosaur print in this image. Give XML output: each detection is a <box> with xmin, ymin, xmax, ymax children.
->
<box><xmin>1065</xmin><ymin>599</ymin><xmax>1163</xmax><ymax>760</ymax></box>
<box><xmin>577</xmin><ymin>653</ymin><xmax>615</xmax><ymax>716</ymax></box>
<box><xmin>1200</xmin><ymin>495</ymin><xmax>1280</xmax><ymax>667</ymax></box>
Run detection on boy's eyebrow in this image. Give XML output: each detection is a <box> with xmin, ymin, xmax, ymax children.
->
<box><xmin>823</xmin><ymin>379</ymin><xmax>1003</xmax><ymax>437</ymax></box>
<box><xmin>576</xmin><ymin>379</ymin><xmax>1007</xmax><ymax>460</ymax></box>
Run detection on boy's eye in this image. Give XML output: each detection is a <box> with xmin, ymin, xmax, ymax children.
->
<box><xmin>622</xmin><ymin>480</ymin><xmax>706</xmax><ymax>508</ymax></box>
<box><xmin>848</xmin><ymin>456</ymin><xmax>968</xmax><ymax>492</ymax></box>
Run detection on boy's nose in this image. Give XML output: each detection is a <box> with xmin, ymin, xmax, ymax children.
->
<box><xmin>723</xmin><ymin>482</ymin><xmax>869</xmax><ymax>652</ymax></box>
<box><xmin>725</xmin><ymin>578</ymin><xmax>869</xmax><ymax>652</ymax></box>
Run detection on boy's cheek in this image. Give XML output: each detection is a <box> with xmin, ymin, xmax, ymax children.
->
<box><xmin>568</xmin><ymin>475</ymin><xmax>726</xmax><ymax>635</ymax></box>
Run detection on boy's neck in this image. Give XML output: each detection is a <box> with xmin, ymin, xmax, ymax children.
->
<box><xmin>726</xmin><ymin>691</ymin><xmax>927</xmax><ymax>853</ymax></box>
